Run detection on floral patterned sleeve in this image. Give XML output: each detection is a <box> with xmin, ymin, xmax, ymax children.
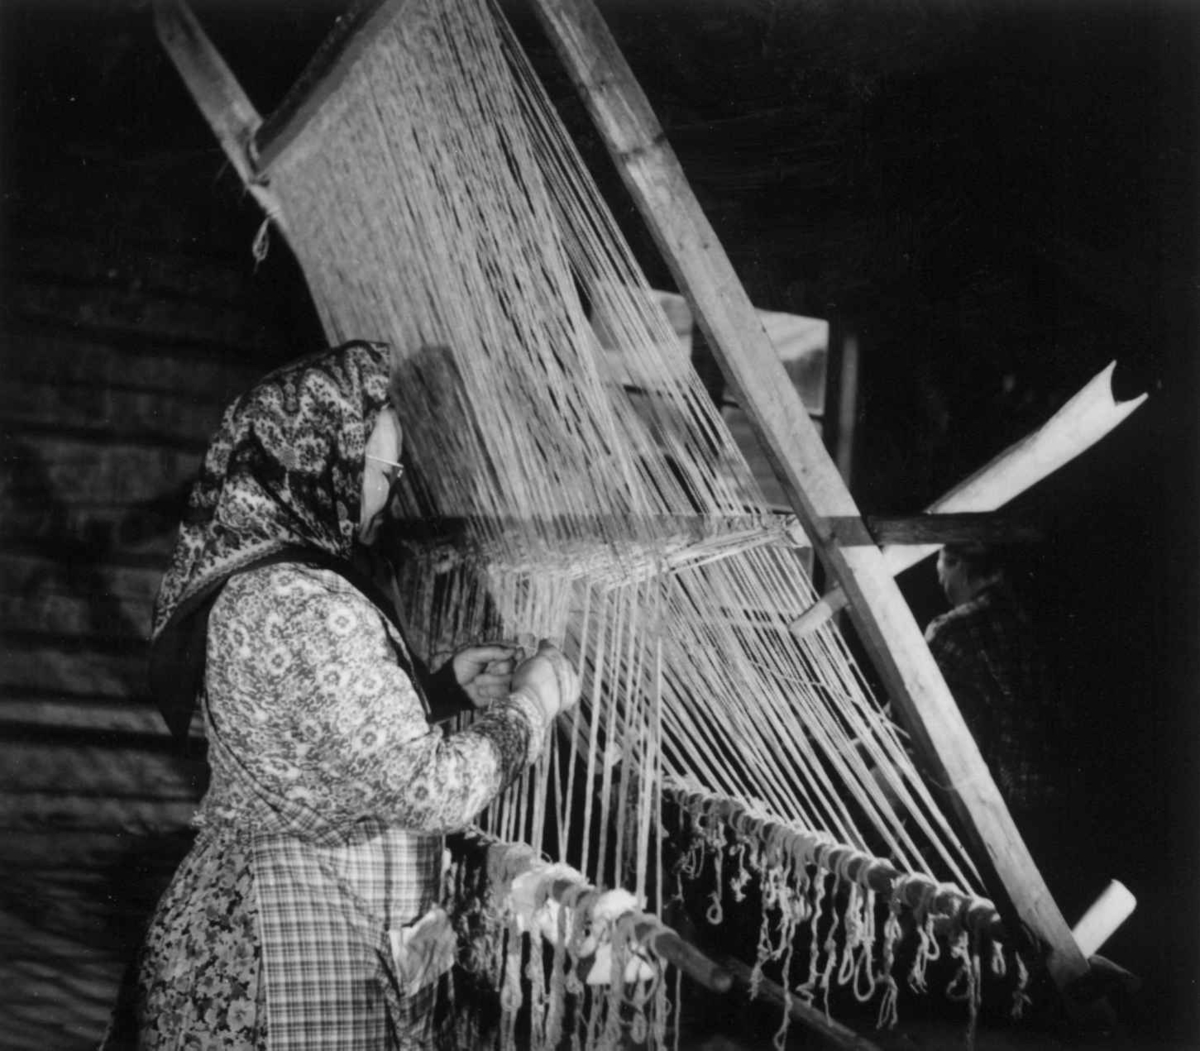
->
<box><xmin>205</xmin><ymin>563</ymin><xmax>551</xmax><ymax>834</ymax></box>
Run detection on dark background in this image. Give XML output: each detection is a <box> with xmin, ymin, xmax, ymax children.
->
<box><xmin>1</xmin><ymin>0</ymin><xmax>1197</xmax><ymax>1044</ymax></box>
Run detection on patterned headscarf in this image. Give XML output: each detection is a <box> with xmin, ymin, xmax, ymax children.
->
<box><xmin>152</xmin><ymin>340</ymin><xmax>392</xmax><ymax>639</ymax></box>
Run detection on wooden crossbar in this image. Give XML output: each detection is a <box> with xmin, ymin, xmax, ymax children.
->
<box><xmin>837</xmin><ymin>512</ymin><xmax>1044</xmax><ymax>547</ymax></box>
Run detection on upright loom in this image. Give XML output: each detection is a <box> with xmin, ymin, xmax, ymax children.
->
<box><xmin>156</xmin><ymin>0</ymin><xmax>1144</xmax><ymax>1045</ymax></box>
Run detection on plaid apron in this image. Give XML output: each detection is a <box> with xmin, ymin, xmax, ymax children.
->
<box><xmin>205</xmin><ymin>694</ymin><xmax>452</xmax><ymax>1050</ymax></box>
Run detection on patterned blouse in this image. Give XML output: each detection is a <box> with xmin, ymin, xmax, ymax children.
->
<box><xmin>105</xmin><ymin>563</ymin><xmax>548</xmax><ymax>1051</ymax></box>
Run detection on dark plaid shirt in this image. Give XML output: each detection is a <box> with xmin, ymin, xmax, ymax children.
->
<box><xmin>925</xmin><ymin>583</ymin><xmax>1061</xmax><ymax>813</ymax></box>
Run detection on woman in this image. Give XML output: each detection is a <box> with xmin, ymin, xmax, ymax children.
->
<box><xmin>103</xmin><ymin>340</ymin><xmax>577</xmax><ymax>1049</ymax></box>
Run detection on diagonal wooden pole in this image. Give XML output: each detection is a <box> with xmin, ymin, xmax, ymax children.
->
<box><xmin>153</xmin><ymin>0</ymin><xmax>262</xmax><ymax>183</ymax></box>
<box><xmin>525</xmin><ymin>0</ymin><xmax>1089</xmax><ymax>990</ymax></box>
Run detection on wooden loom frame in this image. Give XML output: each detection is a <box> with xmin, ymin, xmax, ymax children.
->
<box><xmin>153</xmin><ymin>0</ymin><xmax>1095</xmax><ymax>1001</ymax></box>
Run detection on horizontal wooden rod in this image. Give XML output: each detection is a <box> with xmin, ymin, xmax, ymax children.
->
<box><xmin>828</xmin><ymin>845</ymin><xmax>1006</xmax><ymax>942</ymax></box>
<box><xmin>856</xmin><ymin>513</ymin><xmax>1043</xmax><ymax>547</ymax></box>
<box><xmin>390</xmin><ymin>511</ymin><xmax>1039</xmax><ymax>557</ymax></box>
<box><xmin>667</xmin><ymin>789</ymin><xmax>1006</xmax><ymax>943</ymax></box>
<box><xmin>718</xmin><ymin>955</ymin><xmax>884</xmax><ymax>1051</ymax></box>
<box><xmin>534</xmin><ymin>875</ymin><xmax>733</xmax><ymax>993</ymax></box>
<box><xmin>640</xmin><ymin>929</ymin><xmax>734</xmax><ymax>994</ymax></box>
<box><xmin>449</xmin><ymin>832</ymin><xmax>735</xmax><ymax>994</ymax></box>
<box><xmin>387</xmin><ymin>512</ymin><xmax>777</xmax><ymax>540</ymax></box>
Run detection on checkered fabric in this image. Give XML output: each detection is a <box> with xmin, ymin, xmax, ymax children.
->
<box><xmin>249</xmin><ymin>816</ymin><xmax>445</xmax><ymax>1050</ymax></box>
<box><xmin>203</xmin><ymin>564</ymin><xmax>546</xmax><ymax>1050</ymax></box>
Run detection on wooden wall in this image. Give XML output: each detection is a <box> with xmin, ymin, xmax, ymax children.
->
<box><xmin>0</xmin><ymin>46</ymin><xmax>319</xmax><ymax>1037</ymax></box>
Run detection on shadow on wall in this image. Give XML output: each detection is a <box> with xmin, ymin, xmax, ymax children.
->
<box><xmin>0</xmin><ymin>438</ymin><xmax>205</xmax><ymax>1047</ymax></box>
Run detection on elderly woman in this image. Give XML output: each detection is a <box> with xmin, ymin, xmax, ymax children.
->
<box><xmin>103</xmin><ymin>340</ymin><xmax>577</xmax><ymax>1050</ymax></box>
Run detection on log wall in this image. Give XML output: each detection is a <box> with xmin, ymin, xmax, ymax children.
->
<box><xmin>0</xmin><ymin>124</ymin><xmax>317</xmax><ymax>1043</ymax></box>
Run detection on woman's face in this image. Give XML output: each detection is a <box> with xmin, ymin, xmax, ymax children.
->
<box><xmin>937</xmin><ymin>549</ymin><xmax>972</xmax><ymax>608</ymax></box>
<box><xmin>358</xmin><ymin>407</ymin><xmax>403</xmax><ymax>546</ymax></box>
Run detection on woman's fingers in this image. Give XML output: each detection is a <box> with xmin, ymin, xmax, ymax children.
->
<box><xmin>463</xmin><ymin>642</ymin><xmax>521</xmax><ymax>665</ymax></box>
<box><xmin>535</xmin><ymin>640</ymin><xmax>580</xmax><ymax>709</ymax></box>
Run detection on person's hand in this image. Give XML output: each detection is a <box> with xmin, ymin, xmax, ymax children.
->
<box><xmin>450</xmin><ymin>643</ymin><xmax>521</xmax><ymax>709</ymax></box>
<box><xmin>511</xmin><ymin>640</ymin><xmax>580</xmax><ymax>723</ymax></box>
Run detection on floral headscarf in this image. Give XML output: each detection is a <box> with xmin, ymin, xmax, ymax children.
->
<box><xmin>152</xmin><ymin>340</ymin><xmax>392</xmax><ymax>639</ymax></box>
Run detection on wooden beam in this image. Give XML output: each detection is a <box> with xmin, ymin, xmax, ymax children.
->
<box><xmin>448</xmin><ymin>830</ymin><xmax>734</xmax><ymax>994</ymax></box>
<box><xmin>254</xmin><ymin>0</ymin><xmax>415</xmax><ymax>173</ymax></box>
<box><xmin>718</xmin><ymin>956</ymin><xmax>884</xmax><ymax>1051</ymax></box>
<box><xmin>526</xmin><ymin>0</ymin><xmax>1089</xmax><ymax>988</ymax></box>
<box><xmin>153</xmin><ymin>0</ymin><xmax>262</xmax><ymax>184</ymax></box>
<box><xmin>665</xmin><ymin>787</ymin><xmax>1008</xmax><ymax>942</ymax></box>
<box><xmin>881</xmin><ymin>361</ymin><xmax>1144</xmax><ymax>574</ymax></box>
<box><xmin>859</xmin><ymin>512</ymin><xmax>1044</xmax><ymax>546</ymax></box>
<box><xmin>791</xmin><ymin>363</ymin><xmax>1146</xmax><ymax>635</ymax></box>
<box><xmin>390</xmin><ymin>511</ymin><xmax>1040</xmax><ymax>551</ymax></box>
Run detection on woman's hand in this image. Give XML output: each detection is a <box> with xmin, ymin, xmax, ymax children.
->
<box><xmin>450</xmin><ymin>643</ymin><xmax>521</xmax><ymax>709</ymax></box>
<box><xmin>511</xmin><ymin>641</ymin><xmax>580</xmax><ymax>723</ymax></box>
